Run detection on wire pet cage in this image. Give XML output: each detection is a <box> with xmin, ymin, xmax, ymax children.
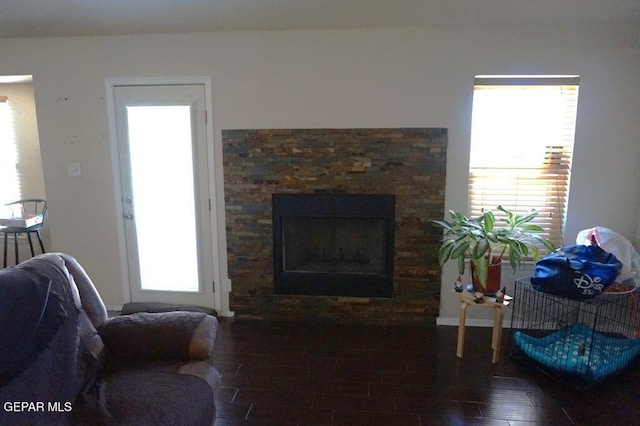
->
<box><xmin>510</xmin><ymin>277</ymin><xmax>640</xmax><ymax>389</ymax></box>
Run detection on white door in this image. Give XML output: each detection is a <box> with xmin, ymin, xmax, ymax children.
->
<box><xmin>113</xmin><ymin>84</ymin><xmax>215</xmax><ymax>307</ymax></box>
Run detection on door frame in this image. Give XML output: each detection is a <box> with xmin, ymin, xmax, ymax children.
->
<box><xmin>105</xmin><ymin>77</ymin><xmax>233</xmax><ymax>316</ymax></box>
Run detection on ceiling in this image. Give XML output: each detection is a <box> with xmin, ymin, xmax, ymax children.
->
<box><xmin>0</xmin><ymin>0</ymin><xmax>638</xmax><ymax>39</ymax></box>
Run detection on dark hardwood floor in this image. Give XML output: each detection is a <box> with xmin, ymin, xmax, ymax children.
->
<box><xmin>212</xmin><ymin>318</ymin><xmax>640</xmax><ymax>425</ymax></box>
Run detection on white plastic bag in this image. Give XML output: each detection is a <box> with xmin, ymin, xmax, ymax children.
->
<box><xmin>576</xmin><ymin>226</ymin><xmax>639</xmax><ymax>284</ymax></box>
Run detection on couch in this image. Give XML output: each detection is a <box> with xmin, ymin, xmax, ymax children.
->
<box><xmin>0</xmin><ymin>253</ymin><xmax>221</xmax><ymax>425</ymax></box>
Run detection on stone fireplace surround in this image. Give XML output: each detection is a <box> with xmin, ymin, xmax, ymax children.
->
<box><xmin>222</xmin><ymin>128</ymin><xmax>447</xmax><ymax>324</ymax></box>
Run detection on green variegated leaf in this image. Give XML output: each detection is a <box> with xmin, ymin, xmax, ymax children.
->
<box><xmin>514</xmin><ymin>239</ymin><xmax>528</xmax><ymax>256</ymax></box>
<box><xmin>431</xmin><ymin>220</ymin><xmax>452</xmax><ymax>231</ymax></box>
<box><xmin>451</xmin><ymin>241</ymin><xmax>470</xmax><ymax>259</ymax></box>
<box><xmin>508</xmin><ymin>247</ymin><xmax>519</xmax><ymax>271</ymax></box>
<box><xmin>450</xmin><ymin>210</ymin><xmax>466</xmax><ymax>222</ymax></box>
<box><xmin>473</xmin><ymin>257</ymin><xmax>489</xmax><ymax>289</ymax></box>
<box><xmin>463</xmin><ymin>219</ymin><xmax>483</xmax><ymax>230</ymax></box>
<box><xmin>534</xmin><ymin>235</ymin><xmax>556</xmax><ymax>252</ymax></box>
<box><xmin>438</xmin><ymin>240</ymin><xmax>455</xmax><ymax>266</ymax></box>
<box><xmin>531</xmin><ymin>244</ymin><xmax>541</xmax><ymax>261</ymax></box>
<box><xmin>514</xmin><ymin>212</ymin><xmax>538</xmax><ymax>226</ymax></box>
<box><xmin>483</xmin><ymin>211</ymin><xmax>495</xmax><ymax>232</ymax></box>
<box><xmin>455</xmin><ymin>233</ymin><xmax>470</xmax><ymax>243</ymax></box>
<box><xmin>519</xmin><ymin>224</ymin><xmax>544</xmax><ymax>232</ymax></box>
<box><xmin>457</xmin><ymin>256</ymin><xmax>466</xmax><ymax>275</ymax></box>
<box><xmin>473</xmin><ymin>238</ymin><xmax>490</xmax><ymax>259</ymax></box>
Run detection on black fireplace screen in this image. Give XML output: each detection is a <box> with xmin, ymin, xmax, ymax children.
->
<box><xmin>283</xmin><ymin>216</ymin><xmax>385</xmax><ymax>275</ymax></box>
<box><xmin>273</xmin><ymin>193</ymin><xmax>395</xmax><ymax>298</ymax></box>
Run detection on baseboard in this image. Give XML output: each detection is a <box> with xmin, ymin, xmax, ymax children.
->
<box><xmin>105</xmin><ymin>304</ymin><xmax>123</xmax><ymax>311</ymax></box>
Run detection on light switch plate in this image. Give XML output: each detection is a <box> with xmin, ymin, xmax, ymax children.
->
<box><xmin>68</xmin><ymin>162</ymin><xmax>82</xmax><ymax>177</ymax></box>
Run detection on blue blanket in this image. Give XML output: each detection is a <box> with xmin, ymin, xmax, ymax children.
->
<box><xmin>514</xmin><ymin>323</ymin><xmax>640</xmax><ymax>384</ymax></box>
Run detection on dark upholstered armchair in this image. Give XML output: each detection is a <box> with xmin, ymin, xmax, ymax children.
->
<box><xmin>0</xmin><ymin>253</ymin><xmax>221</xmax><ymax>425</ymax></box>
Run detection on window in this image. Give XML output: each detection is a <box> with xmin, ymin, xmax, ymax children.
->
<box><xmin>468</xmin><ymin>76</ymin><xmax>579</xmax><ymax>247</ymax></box>
<box><xmin>0</xmin><ymin>96</ymin><xmax>21</xmax><ymax>215</ymax></box>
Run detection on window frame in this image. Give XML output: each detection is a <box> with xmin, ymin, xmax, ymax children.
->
<box><xmin>467</xmin><ymin>75</ymin><xmax>580</xmax><ymax>248</ymax></box>
<box><xmin>0</xmin><ymin>97</ymin><xmax>21</xmax><ymax>211</ymax></box>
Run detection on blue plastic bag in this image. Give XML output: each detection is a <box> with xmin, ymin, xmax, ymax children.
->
<box><xmin>531</xmin><ymin>245</ymin><xmax>622</xmax><ymax>299</ymax></box>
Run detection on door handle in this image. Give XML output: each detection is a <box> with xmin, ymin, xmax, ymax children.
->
<box><xmin>124</xmin><ymin>213</ymin><xmax>134</xmax><ymax>220</ymax></box>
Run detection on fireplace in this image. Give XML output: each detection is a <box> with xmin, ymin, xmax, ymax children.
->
<box><xmin>223</xmin><ymin>128</ymin><xmax>447</xmax><ymax>322</ymax></box>
<box><xmin>273</xmin><ymin>193</ymin><xmax>395</xmax><ymax>298</ymax></box>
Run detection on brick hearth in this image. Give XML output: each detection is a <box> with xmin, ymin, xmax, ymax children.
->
<box><xmin>222</xmin><ymin>128</ymin><xmax>447</xmax><ymax>324</ymax></box>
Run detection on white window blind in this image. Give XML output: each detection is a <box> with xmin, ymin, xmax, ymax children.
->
<box><xmin>0</xmin><ymin>97</ymin><xmax>21</xmax><ymax>212</ymax></box>
<box><xmin>468</xmin><ymin>76</ymin><xmax>579</xmax><ymax>247</ymax></box>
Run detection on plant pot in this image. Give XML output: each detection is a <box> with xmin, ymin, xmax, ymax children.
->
<box><xmin>471</xmin><ymin>257</ymin><xmax>502</xmax><ymax>295</ymax></box>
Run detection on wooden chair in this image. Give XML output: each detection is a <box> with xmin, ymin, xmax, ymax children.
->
<box><xmin>1</xmin><ymin>199</ymin><xmax>47</xmax><ymax>267</ymax></box>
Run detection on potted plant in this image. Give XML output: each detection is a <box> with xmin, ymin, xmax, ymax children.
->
<box><xmin>432</xmin><ymin>206</ymin><xmax>555</xmax><ymax>294</ymax></box>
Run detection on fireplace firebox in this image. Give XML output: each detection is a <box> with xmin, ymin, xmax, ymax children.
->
<box><xmin>272</xmin><ymin>193</ymin><xmax>395</xmax><ymax>298</ymax></box>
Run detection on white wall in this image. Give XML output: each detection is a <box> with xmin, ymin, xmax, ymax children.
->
<box><xmin>0</xmin><ymin>24</ymin><xmax>638</xmax><ymax>322</ymax></box>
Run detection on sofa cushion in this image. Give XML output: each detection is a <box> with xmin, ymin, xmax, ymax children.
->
<box><xmin>98</xmin><ymin>366</ymin><xmax>215</xmax><ymax>426</ymax></box>
<box><xmin>99</xmin><ymin>311</ymin><xmax>210</xmax><ymax>368</ymax></box>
